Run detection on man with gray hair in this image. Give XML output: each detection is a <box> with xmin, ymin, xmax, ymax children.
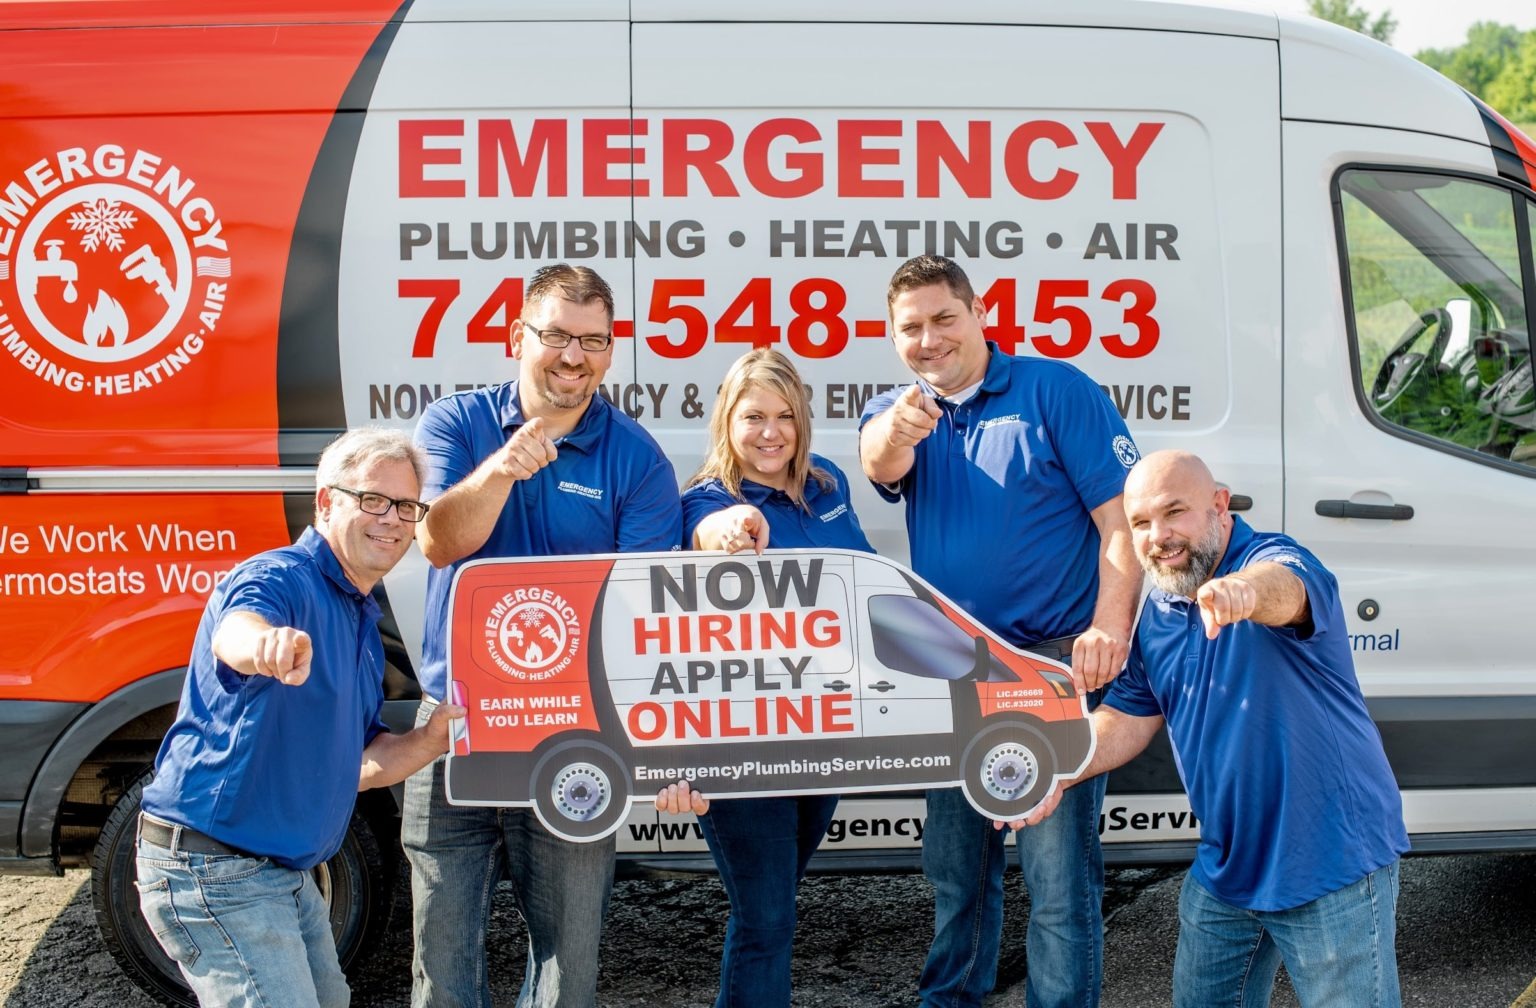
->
<box><xmin>137</xmin><ymin>427</ymin><xmax>466</xmax><ymax>1008</ymax></box>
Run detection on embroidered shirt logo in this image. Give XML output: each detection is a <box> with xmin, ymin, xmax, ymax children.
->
<box><xmin>819</xmin><ymin>503</ymin><xmax>849</xmax><ymax>523</ymax></box>
<box><xmin>976</xmin><ymin>413</ymin><xmax>1021</xmax><ymax>430</ymax></box>
<box><xmin>1112</xmin><ymin>435</ymin><xmax>1140</xmax><ymax>468</ymax></box>
<box><xmin>558</xmin><ymin>480</ymin><xmax>604</xmax><ymax>501</ymax></box>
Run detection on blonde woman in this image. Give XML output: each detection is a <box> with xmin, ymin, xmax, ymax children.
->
<box><xmin>659</xmin><ymin>348</ymin><xmax>872</xmax><ymax>1007</ymax></box>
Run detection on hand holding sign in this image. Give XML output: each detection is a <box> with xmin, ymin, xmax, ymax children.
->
<box><xmin>655</xmin><ymin>779</ymin><xmax>710</xmax><ymax>816</ymax></box>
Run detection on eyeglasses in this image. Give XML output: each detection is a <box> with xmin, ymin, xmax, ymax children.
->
<box><xmin>523</xmin><ymin>323</ymin><xmax>613</xmax><ymax>352</ymax></box>
<box><xmin>328</xmin><ymin>486</ymin><xmax>430</xmax><ymax>522</ymax></box>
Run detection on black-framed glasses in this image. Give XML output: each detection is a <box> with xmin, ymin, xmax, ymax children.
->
<box><xmin>329</xmin><ymin>486</ymin><xmax>430</xmax><ymax>522</ymax></box>
<box><xmin>523</xmin><ymin>322</ymin><xmax>613</xmax><ymax>352</ymax></box>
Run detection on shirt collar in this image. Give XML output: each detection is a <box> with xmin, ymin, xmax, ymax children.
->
<box><xmin>1212</xmin><ymin>514</ymin><xmax>1255</xmax><ymax>578</ymax></box>
<box><xmin>498</xmin><ymin>381</ymin><xmax>610</xmax><ymax>454</ymax></box>
<box><xmin>736</xmin><ymin>474</ymin><xmax>821</xmax><ymax>508</ymax></box>
<box><xmin>296</xmin><ymin>526</ymin><xmax>382</xmax><ymax>617</ymax></box>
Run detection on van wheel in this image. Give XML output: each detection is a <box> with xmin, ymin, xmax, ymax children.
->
<box><xmin>960</xmin><ymin>721</ymin><xmax>1056</xmax><ymax>820</ymax></box>
<box><xmin>90</xmin><ymin>771</ymin><xmax>393</xmax><ymax>1008</ymax></box>
<box><xmin>530</xmin><ymin>740</ymin><xmax>631</xmax><ymax>841</ymax></box>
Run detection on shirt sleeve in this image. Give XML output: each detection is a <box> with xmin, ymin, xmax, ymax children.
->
<box><xmin>681</xmin><ymin>481</ymin><xmax>740</xmax><ymax>546</ymax></box>
<box><xmin>1245</xmin><ymin>538</ymin><xmax>1338</xmax><ymax>642</ymax></box>
<box><xmin>857</xmin><ymin>385</ymin><xmax>913</xmax><ymax>502</ymax></box>
<box><xmin>1102</xmin><ymin>633</ymin><xmax>1162</xmax><ymax>718</ymax></box>
<box><xmin>414</xmin><ymin>395</ymin><xmax>479</xmax><ymax>500</ymax></box>
<box><xmin>212</xmin><ymin>560</ymin><xmax>295</xmax><ymax>689</ymax></box>
<box><xmin>617</xmin><ymin>457</ymin><xmax>685</xmax><ymax>552</ymax></box>
<box><xmin>1046</xmin><ymin>365</ymin><xmax>1137</xmax><ymax>513</ymax></box>
<box><xmin>217</xmin><ymin>561</ymin><xmax>294</xmax><ymax>638</ymax></box>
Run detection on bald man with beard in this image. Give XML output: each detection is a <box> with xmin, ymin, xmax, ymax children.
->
<box><xmin>1013</xmin><ymin>450</ymin><xmax>1408</xmax><ymax>1008</ymax></box>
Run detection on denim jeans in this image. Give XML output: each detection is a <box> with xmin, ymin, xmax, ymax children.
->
<box><xmin>402</xmin><ymin>704</ymin><xmax>616</xmax><ymax>1008</ymax></box>
<box><xmin>135</xmin><ymin>832</ymin><xmax>349</xmax><ymax>1008</ymax></box>
<box><xmin>697</xmin><ymin>793</ymin><xmax>839</xmax><ymax>1008</ymax></box>
<box><xmin>1173</xmin><ymin>862</ymin><xmax>1402</xmax><ymax>1008</ymax></box>
<box><xmin>919</xmin><ymin>772</ymin><xmax>1108</xmax><ymax>1008</ymax></box>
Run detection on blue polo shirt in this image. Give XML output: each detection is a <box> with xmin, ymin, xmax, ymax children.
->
<box><xmin>416</xmin><ymin>381</ymin><xmax>683</xmax><ymax>700</ymax></box>
<box><xmin>859</xmin><ymin>345</ymin><xmax>1137</xmax><ymax>646</ymax></box>
<box><xmin>682</xmin><ymin>454</ymin><xmax>874</xmax><ymax>554</ymax></box>
<box><xmin>1104</xmin><ymin>517</ymin><xmax>1409</xmax><ymax>910</ymax></box>
<box><xmin>142</xmin><ymin>527</ymin><xmax>390</xmax><ymax>870</ymax></box>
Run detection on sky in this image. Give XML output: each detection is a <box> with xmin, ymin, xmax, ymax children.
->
<box><xmin>1275</xmin><ymin>0</ymin><xmax>1536</xmax><ymax>56</ymax></box>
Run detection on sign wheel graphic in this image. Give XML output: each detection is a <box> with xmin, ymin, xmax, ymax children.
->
<box><xmin>530</xmin><ymin>738</ymin><xmax>631</xmax><ymax>841</ymax></box>
<box><xmin>960</xmin><ymin>720</ymin><xmax>1056</xmax><ymax>819</ymax></box>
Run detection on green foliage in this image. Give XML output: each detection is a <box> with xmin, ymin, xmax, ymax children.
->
<box><xmin>1415</xmin><ymin>21</ymin><xmax>1536</xmax><ymax>125</ymax></box>
<box><xmin>1417</xmin><ymin>21</ymin><xmax>1523</xmax><ymax>94</ymax></box>
<box><xmin>1307</xmin><ymin>0</ymin><xmax>1396</xmax><ymax>44</ymax></box>
<box><xmin>1484</xmin><ymin>32</ymin><xmax>1536</xmax><ymax>123</ymax></box>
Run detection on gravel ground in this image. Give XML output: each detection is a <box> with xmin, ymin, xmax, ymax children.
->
<box><xmin>7</xmin><ymin>856</ymin><xmax>1530</xmax><ymax>1007</ymax></box>
<box><xmin>0</xmin><ymin>863</ymin><xmax>1176</xmax><ymax>1007</ymax></box>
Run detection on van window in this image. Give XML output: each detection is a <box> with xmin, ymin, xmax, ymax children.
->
<box><xmin>867</xmin><ymin>594</ymin><xmax>1020</xmax><ymax>684</ymax></box>
<box><xmin>1338</xmin><ymin>169</ymin><xmax>1535</xmax><ymax>470</ymax></box>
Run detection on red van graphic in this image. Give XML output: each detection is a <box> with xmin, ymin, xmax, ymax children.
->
<box><xmin>444</xmin><ymin>550</ymin><xmax>1093</xmax><ymax>842</ymax></box>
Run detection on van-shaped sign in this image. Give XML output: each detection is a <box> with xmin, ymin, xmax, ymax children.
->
<box><xmin>444</xmin><ymin>550</ymin><xmax>1092</xmax><ymax>841</ymax></box>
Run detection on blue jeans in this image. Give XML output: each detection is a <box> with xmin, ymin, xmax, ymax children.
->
<box><xmin>135</xmin><ymin>832</ymin><xmax>348</xmax><ymax>1008</ymax></box>
<box><xmin>919</xmin><ymin>773</ymin><xmax>1108</xmax><ymax>1008</ymax></box>
<box><xmin>1173</xmin><ymin>862</ymin><xmax>1402</xmax><ymax>1008</ymax></box>
<box><xmin>402</xmin><ymin>705</ymin><xmax>616</xmax><ymax>1008</ymax></box>
<box><xmin>698</xmin><ymin>793</ymin><xmax>839</xmax><ymax>1008</ymax></box>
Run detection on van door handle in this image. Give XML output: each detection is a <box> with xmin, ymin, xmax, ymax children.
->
<box><xmin>1228</xmin><ymin>494</ymin><xmax>1252</xmax><ymax>512</ymax></box>
<box><xmin>824</xmin><ymin>680</ymin><xmax>851</xmax><ymax>692</ymax></box>
<box><xmin>1314</xmin><ymin>500</ymin><xmax>1414</xmax><ymax>520</ymax></box>
<box><xmin>868</xmin><ymin>681</ymin><xmax>897</xmax><ymax>692</ymax></box>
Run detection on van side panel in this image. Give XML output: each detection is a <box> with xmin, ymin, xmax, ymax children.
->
<box><xmin>0</xmin><ymin>14</ymin><xmax>401</xmax><ymax>465</ymax></box>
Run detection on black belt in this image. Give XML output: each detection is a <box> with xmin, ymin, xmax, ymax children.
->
<box><xmin>1026</xmin><ymin>633</ymin><xmax>1080</xmax><ymax>663</ymax></box>
<box><xmin>138</xmin><ymin>813</ymin><xmax>251</xmax><ymax>858</ymax></box>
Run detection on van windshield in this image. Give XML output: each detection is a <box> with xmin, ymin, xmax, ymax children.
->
<box><xmin>867</xmin><ymin>594</ymin><xmax>1018</xmax><ymax>683</ymax></box>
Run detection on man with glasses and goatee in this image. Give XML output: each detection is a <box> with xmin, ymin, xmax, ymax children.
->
<box><xmin>406</xmin><ymin>263</ymin><xmax>685</xmax><ymax>1008</ymax></box>
<box><xmin>137</xmin><ymin>427</ymin><xmax>466</xmax><ymax>1008</ymax></box>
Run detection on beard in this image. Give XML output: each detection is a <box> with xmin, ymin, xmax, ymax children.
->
<box><xmin>534</xmin><ymin>371</ymin><xmax>594</xmax><ymax>411</ymax></box>
<box><xmin>1141</xmin><ymin>515</ymin><xmax>1224</xmax><ymax>597</ymax></box>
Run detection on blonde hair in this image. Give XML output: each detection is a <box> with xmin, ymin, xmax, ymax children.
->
<box><xmin>688</xmin><ymin>349</ymin><xmax>831</xmax><ymax>510</ymax></box>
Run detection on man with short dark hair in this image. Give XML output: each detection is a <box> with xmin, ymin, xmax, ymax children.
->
<box><xmin>137</xmin><ymin>427</ymin><xmax>464</xmax><ymax>1008</ymax></box>
<box><xmin>406</xmin><ymin>263</ymin><xmax>683</xmax><ymax>1008</ymax></box>
<box><xmin>1016</xmin><ymin>449</ymin><xmax>1408</xmax><ymax>1007</ymax></box>
<box><xmin>860</xmin><ymin>255</ymin><xmax>1141</xmax><ymax>1008</ymax></box>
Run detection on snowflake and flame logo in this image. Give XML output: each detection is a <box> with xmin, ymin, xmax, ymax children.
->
<box><xmin>4</xmin><ymin>173</ymin><xmax>225</xmax><ymax>370</ymax></box>
<box><xmin>485</xmin><ymin>593</ymin><xmax>581</xmax><ymax>682</ymax></box>
<box><xmin>70</xmin><ymin>197</ymin><xmax>138</xmax><ymax>253</ymax></box>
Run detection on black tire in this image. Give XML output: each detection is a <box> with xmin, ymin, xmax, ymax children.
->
<box><xmin>91</xmin><ymin>771</ymin><xmax>393</xmax><ymax>1007</ymax></box>
<box><xmin>530</xmin><ymin>739</ymin><xmax>631</xmax><ymax>841</ymax></box>
<box><xmin>959</xmin><ymin>720</ymin><xmax>1057</xmax><ymax>820</ymax></box>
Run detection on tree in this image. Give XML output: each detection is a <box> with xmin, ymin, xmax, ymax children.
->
<box><xmin>1418</xmin><ymin>22</ymin><xmax>1524</xmax><ymax>96</ymax></box>
<box><xmin>1484</xmin><ymin>31</ymin><xmax>1536</xmax><ymax>123</ymax></box>
<box><xmin>1307</xmin><ymin>0</ymin><xmax>1397</xmax><ymax>45</ymax></box>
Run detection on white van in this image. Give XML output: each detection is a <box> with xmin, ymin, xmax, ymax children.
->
<box><xmin>1</xmin><ymin>2</ymin><xmax>1532</xmax><ymax>1003</ymax></box>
